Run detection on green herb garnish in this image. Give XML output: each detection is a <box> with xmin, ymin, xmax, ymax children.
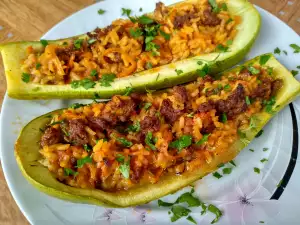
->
<box><xmin>129</xmin><ymin>27</ymin><xmax>143</xmax><ymax>38</ymax></box>
<box><xmin>220</xmin><ymin>113</ymin><xmax>227</xmax><ymax>123</ymax></box>
<box><xmin>175</xmin><ymin>192</ymin><xmax>201</xmax><ymax>207</ymax></box>
<box><xmin>64</xmin><ymin>168</ymin><xmax>78</xmax><ymax>177</ymax></box>
<box><xmin>274</xmin><ymin>47</ymin><xmax>281</xmax><ymax>54</ymax></box>
<box><xmin>76</xmin><ymin>156</ymin><xmax>92</xmax><ymax>168</ymax></box>
<box><xmin>123</xmin><ymin>86</ymin><xmax>133</xmax><ymax>96</ymax></box>
<box><xmin>249</xmin><ymin>149</ymin><xmax>254</xmax><ymax>152</ymax></box>
<box><xmin>196</xmin><ymin>64</ymin><xmax>209</xmax><ymax>77</ymax></box>
<box><xmin>226</xmin><ymin>18</ymin><xmax>233</xmax><ymax>24</ymax></box>
<box><xmin>213</xmin><ymin>172</ymin><xmax>222</xmax><ymax>179</ymax></box>
<box><xmin>245</xmin><ymin>96</ymin><xmax>251</xmax><ymax>105</ymax></box>
<box><xmin>290</xmin><ymin>43</ymin><xmax>300</xmax><ymax>53</ymax></box>
<box><xmin>125</xmin><ymin>121</ymin><xmax>140</xmax><ymax>133</ymax></box>
<box><xmin>36</xmin><ymin>62</ymin><xmax>41</xmax><ymax>69</ymax></box>
<box><xmin>291</xmin><ymin>70</ymin><xmax>299</xmax><ymax>76</ymax></box>
<box><xmin>263</xmin><ymin>96</ymin><xmax>276</xmax><ymax>114</ymax></box>
<box><xmin>143</xmin><ymin>102</ymin><xmax>152</xmax><ymax>110</ymax></box>
<box><xmin>97</xmin><ymin>9</ymin><xmax>106</xmax><ymax>15</ymax></box>
<box><xmin>255</xmin><ymin>129</ymin><xmax>264</xmax><ymax>138</ymax></box>
<box><xmin>263</xmin><ymin>147</ymin><xmax>268</xmax><ymax>151</ymax></box>
<box><xmin>116</xmin><ymin>153</ymin><xmax>125</xmax><ymax>162</ymax></box>
<box><xmin>208</xmin><ymin>204</ymin><xmax>223</xmax><ymax>224</ymax></box>
<box><xmin>187</xmin><ymin>112</ymin><xmax>194</xmax><ymax>118</ymax></box>
<box><xmin>208</xmin><ymin>0</ymin><xmax>220</xmax><ymax>13</ymax></box>
<box><xmin>196</xmin><ymin>134</ymin><xmax>210</xmax><ymax>145</ymax></box>
<box><xmin>169</xmin><ymin>135</ymin><xmax>192</xmax><ymax>152</ymax></box>
<box><xmin>216</xmin><ymin>44</ymin><xmax>229</xmax><ymax>53</ymax></box>
<box><xmin>186</xmin><ymin>215</ymin><xmax>197</xmax><ymax>224</ymax></box>
<box><xmin>223</xmin><ymin>167</ymin><xmax>232</xmax><ymax>174</ymax></box>
<box><xmin>119</xmin><ymin>159</ymin><xmax>130</xmax><ymax>179</ymax></box>
<box><xmin>248</xmin><ymin>66</ymin><xmax>260</xmax><ymax>75</ymax></box>
<box><xmin>259</xmin><ymin>55</ymin><xmax>271</xmax><ymax>66</ymax></box>
<box><xmin>83</xmin><ymin>144</ymin><xmax>92</xmax><ymax>152</ymax></box>
<box><xmin>146</xmin><ymin>62</ymin><xmax>153</xmax><ymax>69</ymax></box>
<box><xmin>99</xmin><ymin>73</ymin><xmax>116</xmax><ymax>87</ymax></box>
<box><xmin>159</xmin><ymin>29</ymin><xmax>171</xmax><ymax>40</ymax></box>
<box><xmin>260</xmin><ymin>158</ymin><xmax>268</xmax><ymax>163</ymax></box>
<box><xmin>158</xmin><ymin>199</ymin><xmax>174</xmax><ymax>207</ymax></box>
<box><xmin>88</xmin><ymin>39</ymin><xmax>97</xmax><ymax>45</ymax></box>
<box><xmin>170</xmin><ymin>205</ymin><xmax>191</xmax><ymax>222</ymax></box>
<box><xmin>116</xmin><ymin>137</ymin><xmax>133</xmax><ymax>147</ymax></box>
<box><xmin>175</xmin><ymin>69</ymin><xmax>183</xmax><ymax>75</ymax></box>
<box><xmin>90</xmin><ymin>69</ymin><xmax>98</xmax><ymax>78</ymax></box>
<box><xmin>121</xmin><ymin>8</ymin><xmax>131</xmax><ymax>17</ymax></box>
<box><xmin>229</xmin><ymin>160</ymin><xmax>236</xmax><ymax>167</ymax></box>
<box><xmin>40</xmin><ymin>39</ymin><xmax>48</xmax><ymax>47</ymax></box>
<box><xmin>145</xmin><ymin>132</ymin><xmax>157</xmax><ymax>150</ymax></box>
<box><xmin>74</xmin><ymin>39</ymin><xmax>84</xmax><ymax>49</ymax></box>
<box><xmin>254</xmin><ymin>167</ymin><xmax>260</xmax><ymax>174</ymax></box>
<box><xmin>223</xmin><ymin>84</ymin><xmax>231</xmax><ymax>92</ymax></box>
<box><xmin>71</xmin><ymin>78</ymin><xmax>96</xmax><ymax>90</ymax></box>
<box><xmin>21</xmin><ymin>73</ymin><xmax>30</xmax><ymax>83</ymax></box>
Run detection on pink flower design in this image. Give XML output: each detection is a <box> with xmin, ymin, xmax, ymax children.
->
<box><xmin>93</xmin><ymin>208</ymin><xmax>123</xmax><ymax>225</ymax></box>
<box><xmin>126</xmin><ymin>207</ymin><xmax>156</xmax><ymax>224</ymax></box>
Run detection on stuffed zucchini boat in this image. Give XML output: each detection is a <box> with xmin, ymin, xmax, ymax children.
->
<box><xmin>15</xmin><ymin>54</ymin><xmax>300</xmax><ymax>207</ymax></box>
<box><xmin>0</xmin><ymin>0</ymin><xmax>260</xmax><ymax>99</ymax></box>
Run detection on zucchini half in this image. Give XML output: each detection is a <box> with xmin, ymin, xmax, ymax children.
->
<box><xmin>0</xmin><ymin>0</ymin><xmax>260</xmax><ymax>99</ymax></box>
<box><xmin>15</xmin><ymin>54</ymin><xmax>300</xmax><ymax>207</ymax></box>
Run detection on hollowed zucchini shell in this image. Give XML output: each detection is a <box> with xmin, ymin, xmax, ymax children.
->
<box><xmin>15</xmin><ymin>54</ymin><xmax>300</xmax><ymax>207</ymax></box>
<box><xmin>0</xmin><ymin>0</ymin><xmax>260</xmax><ymax>99</ymax></box>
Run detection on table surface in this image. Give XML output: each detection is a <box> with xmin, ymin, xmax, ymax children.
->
<box><xmin>0</xmin><ymin>0</ymin><xmax>299</xmax><ymax>224</ymax></box>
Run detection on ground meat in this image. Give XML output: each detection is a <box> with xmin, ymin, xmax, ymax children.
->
<box><xmin>173</xmin><ymin>86</ymin><xmax>189</xmax><ymax>105</ymax></box>
<box><xmin>198</xmin><ymin>112</ymin><xmax>216</xmax><ymax>134</ymax></box>
<box><xmin>89</xmin><ymin>25</ymin><xmax>114</xmax><ymax>40</ymax></box>
<box><xmin>202</xmin><ymin>8</ymin><xmax>221</xmax><ymax>26</ymax></box>
<box><xmin>68</xmin><ymin>119</ymin><xmax>88</xmax><ymax>146</ymax></box>
<box><xmin>130</xmin><ymin>166</ymin><xmax>143</xmax><ymax>183</ymax></box>
<box><xmin>216</xmin><ymin>84</ymin><xmax>248</xmax><ymax>118</ymax></box>
<box><xmin>154</xmin><ymin>2</ymin><xmax>169</xmax><ymax>20</ymax></box>
<box><xmin>40</xmin><ymin>127</ymin><xmax>63</xmax><ymax>147</ymax></box>
<box><xmin>70</xmin><ymin>157</ymin><xmax>77</xmax><ymax>167</ymax></box>
<box><xmin>160</xmin><ymin>99</ymin><xmax>182</xmax><ymax>123</ymax></box>
<box><xmin>197</xmin><ymin>100</ymin><xmax>215</xmax><ymax>113</ymax></box>
<box><xmin>103</xmin><ymin>52</ymin><xmax>122</xmax><ymax>64</ymax></box>
<box><xmin>140</xmin><ymin>116</ymin><xmax>160</xmax><ymax>134</ymax></box>
<box><xmin>271</xmin><ymin>79</ymin><xmax>283</xmax><ymax>96</ymax></box>
<box><xmin>173</xmin><ymin>12</ymin><xmax>196</xmax><ymax>29</ymax></box>
<box><xmin>87</xmin><ymin>116</ymin><xmax>109</xmax><ymax>131</ymax></box>
<box><xmin>250</xmin><ymin>78</ymin><xmax>273</xmax><ymax>100</ymax></box>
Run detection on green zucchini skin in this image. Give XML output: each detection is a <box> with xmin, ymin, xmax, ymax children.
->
<box><xmin>15</xmin><ymin>54</ymin><xmax>300</xmax><ymax>207</ymax></box>
<box><xmin>0</xmin><ymin>0</ymin><xmax>261</xmax><ymax>99</ymax></box>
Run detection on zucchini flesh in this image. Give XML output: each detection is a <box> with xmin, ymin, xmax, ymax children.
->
<box><xmin>0</xmin><ymin>0</ymin><xmax>260</xmax><ymax>99</ymax></box>
<box><xmin>15</xmin><ymin>54</ymin><xmax>300</xmax><ymax>207</ymax></box>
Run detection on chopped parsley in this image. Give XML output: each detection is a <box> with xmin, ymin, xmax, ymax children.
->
<box><xmin>248</xmin><ymin>66</ymin><xmax>260</xmax><ymax>75</ymax></box>
<box><xmin>197</xmin><ymin>61</ymin><xmax>203</xmax><ymax>65</ymax></box>
<box><xmin>71</xmin><ymin>78</ymin><xmax>96</xmax><ymax>89</ymax></box>
<box><xmin>186</xmin><ymin>215</ymin><xmax>197</xmax><ymax>224</ymax></box>
<box><xmin>169</xmin><ymin>135</ymin><xmax>192</xmax><ymax>152</ymax></box>
<box><xmin>267</xmin><ymin>67</ymin><xmax>273</xmax><ymax>75</ymax></box>
<box><xmin>76</xmin><ymin>156</ymin><xmax>92</xmax><ymax>168</ymax></box>
<box><xmin>223</xmin><ymin>84</ymin><xmax>231</xmax><ymax>92</ymax></box>
<box><xmin>222</xmin><ymin>167</ymin><xmax>232</xmax><ymax>175</ymax></box>
<box><xmin>254</xmin><ymin>167</ymin><xmax>260</xmax><ymax>174</ymax></box>
<box><xmin>146</xmin><ymin>62</ymin><xmax>153</xmax><ymax>69</ymax></box>
<box><xmin>249</xmin><ymin>149</ymin><xmax>254</xmax><ymax>152</ymax></box>
<box><xmin>64</xmin><ymin>168</ymin><xmax>78</xmax><ymax>177</ymax></box>
<box><xmin>263</xmin><ymin>147</ymin><xmax>268</xmax><ymax>151</ymax></box>
<box><xmin>87</xmin><ymin>39</ymin><xmax>97</xmax><ymax>45</ymax></box>
<box><xmin>97</xmin><ymin>9</ymin><xmax>106</xmax><ymax>15</ymax></box>
<box><xmin>40</xmin><ymin>39</ymin><xmax>48</xmax><ymax>47</ymax></box>
<box><xmin>159</xmin><ymin>29</ymin><xmax>171</xmax><ymax>40</ymax></box>
<box><xmin>220</xmin><ymin>113</ymin><xmax>227</xmax><ymax>123</ymax></box>
<box><xmin>263</xmin><ymin>96</ymin><xmax>276</xmax><ymax>114</ymax></box>
<box><xmin>90</xmin><ymin>69</ymin><xmax>98</xmax><ymax>77</ymax></box>
<box><xmin>290</xmin><ymin>43</ymin><xmax>300</xmax><ymax>53</ymax></box>
<box><xmin>215</xmin><ymin>44</ymin><xmax>229</xmax><ymax>53</ymax></box>
<box><xmin>291</xmin><ymin>70</ymin><xmax>299</xmax><ymax>76</ymax></box>
<box><xmin>196</xmin><ymin>64</ymin><xmax>209</xmax><ymax>77</ymax></box>
<box><xmin>259</xmin><ymin>55</ymin><xmax>271</xmax><ymax>66</ymax></box>
<box><xmin>129</xmin><ymin>27</ymin><xmax>143</xmax><ymax>38</ymax></box>
<box><xmin>121</xmin><ymin>8</ymin><xmax>131</xmax><ymax>17</ymax></box>
<box><xmin>116</xmin><ymin>137</ymin><xmax>133</xmax><ymax>147</ymax></box>
<box><xmin>226</xmin><ymin>18</ymin><xmax>233</xmax><ymax>24</ymax></box>
<box><xmin>175</xmin><ymin>192</ymin><xmax>201</xmax><ymax>207</ymax></box>
<box><xmin>217</xmin><ymin>163</ymin><xmax>225</xmax><ymax>168</ymax></box>
<box><xmin>158</xmin><ymin>199</ymin><xmax>174</xmax><ymax>207</ymax></box>
<box><xmin>297</xmin><ymin>66</ymin><xmax>300</xmax><ymax>69</ymax></box>
<box><xmin>124</xmin><ymin>86</ymin><xmax>133</xmax><ymax>96</ymax></box>
<box><xmin>21</xmin><ymin>73</ymin><xmax>30</xmax><ymax>83</ymax></box>
<box><xmin>99</xmin><ymin>73</ymin><xmax>116</xmax><ymax>87</ymax></box>
<box><xmin>274</xmin><ymin>47</ymin><xmax>281</xmax><ymax>54</ymax></box>
<box><xmin>119</xmin><ymin>159</ymin><xmax>130</xmax><ymax>179</ymax></box>
<box><xmin>260</xmin><ymin>221</ymin><xmax>265</xmax><ymax>224</ymax></box>
<box><xmin>83</xmin><ymin>144</ymin><xmax>92</xmax><ymax>152</ymax></box>
<box><xmin>196</xmin><ymin>134</ymin><xmax>210</xmax><ymax>145</ymax></box>
<box><xmin>143</xmin><ymin>102</ymin><xmax>152</xmax><ymax>110</ymax></box>
<box><xmin>49</xmin><ymin>120</ymin><xmax>64</xmax><ymax>126</ymax></box>
<box><xmin>187</xmin><ymin>112</ymin><xmax>194</xmax><ymax>118</ymax></box>
<box><xmin>220</xmin><ymin>2</ymin><xmax>228</xmax><ymax>11</ymax></box>
<box><xmin>125</xmin><ymin>121</ymin><xmax>140</xmax><ymax>133</ymax></box>
<box><xmin>36</xmin><ymin>62</ymin><xmax>41</xmax><ymax>69</ymax></box>
<box><xmin>145</xmin><ymin>132</ymin><xmax>157</xmax><ymax>150</ymax></box>
<box><xmin>245</xmin><ymin>96</ymin><xmax>251</xmax><ymax>105</ymax></box>
<box><xmin>255</xmin><ymin>129</ymin><xmax>264</xmax><ymax>138</ymax></box>
<box><xmin>277</xmin><ymin>179</ymin><xmax>283</xmax><ymax>187</ymax></box>
<box><xmin>116</xmin><ymin>153</ymin><xmax>125</xmax><ymax>162</ymax></box>
<box><xmin>208</xmin><ymin>204</ymin><xmax>223</xmax><ymax>224</ymax></box>
<box><xmin>283</xmin><ymin>50</ymin><xmax>288</xmax><ymax>55</ymax></box>
<box><xmin>208</xmin><ymin>0</ymin><xmax>220</xmax><ymax>13</ymax></box>
<box><xmin>175</xmin><ymin>69</ymin><xmax>183</xmax><ymax>75</ymax></box>
<box><xmin>213</xmin><ymin>172</ymin><xmax>222</xmax><ymax>179</ymax></box>
<box><xmin>139</xmin><ymin>7</ymin><xmax>143</xmax><ymax>12</ymax></box>
<box><xmin>137</xmin><ymin>15</ymin><xmax>154</xmax><ymax>24</ymax></box>
<box><xmin>74</xmin><ymin>39</ymin><xmax>84</xmax><ymax>49</ymax></box>
<box><xmin>170</xmin><ymin>205</ymin><xmax>191</xmax><ymax>222</ymax></box>
<box><xmin>260</xmin><ymin>158</ymin><xmax>268</xmax><ymax>163</ymax></box>
<box><xmin>229</xmin><ymin>160</ymin><xmax>237</xmax><ymax>167</ymax></box>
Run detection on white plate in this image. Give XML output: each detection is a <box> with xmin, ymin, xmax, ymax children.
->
<box><xmin>1</xmin><ymin>0</ymin><xmax>300</xmax><ymax>224</ymax></box>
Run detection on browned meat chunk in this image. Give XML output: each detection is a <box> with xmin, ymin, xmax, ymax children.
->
<box><xmin>250</xmin><ymin>78</ymin><xmax>272</xmax><ymax>100</ymax></box>
<box><xmin>202</xmin><ymin>8</ymin><xmax>221</xmax><ymax>26</ymax></box>
<box><xmin>140</xmin><ymin>116</ymin><xmax>160</xmax><ymax>133</ymax></box>
<box><xmin>160</xmin><ymin>99</ymin><xmax>182</xmax><ymax>123</ymax></box>
<box><xmin>183</xmin><ymin>117</ymin><xmax>193</xmax><ymax>135</ymax></box>
<box><xmin>197</xmin><ymin>100</ymin><xmax>215</xmax><ymax>113</ymax></box>
<box><xmin>87</xmin><ymin>116</ymin><xmax>109</xmax><ymax>131</ymax></box>
<box><xmin>173</xmin><ymin>12</ymin><xmax>196</xmax><ymax>29</ymax></box>
<box><xmin>68</xmin><ymin>119</ymin><xmax>88</xmax><ymax>146</ymax></box>
<box><xmin>271</xmin><ymin>79</ymin><xmax>283</xmax><ymax>96</ymax></box>
<box><xmin>173</xmin><ymin>86</ymin><xmax>189</xmax><ymax>105</ymax></box>
<box><xmin>40</xmin><ymin>127</ymin><xmax>63</xmax><ymax>147</ymax></box>
<box><xmin>216</xmin><ymin>84</ymin><xmax>247</xmax><ymax>118</ymax></box>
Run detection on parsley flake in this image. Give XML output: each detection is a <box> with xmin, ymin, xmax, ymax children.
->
<box><xmin>119</xmin><ymin>159</ymin><xmax>130</xmax><ymax>179</ymax></box>
<box><xmin>99</xmin><ymin>73</ymin><xmax>116</xmax><ymax>87</ymax></box>
<box><xmin>121</xmin><ymin>8</ymin><xmax>131</xmax><ymax>17</ymax></box>
<box><xmin>208</xmin><ymin>204</ymin><xmax>223</xmax><ymax>224</ymax></box>
<box><xmin>208</xmin><ymin>0</ymin><xmax>220</xmax><ymax>13</ymax></box>
<box><xmin>254</xmin><ymin>167</ymin><xmax>260</xmax><ymax>174</ymax></box>
<box><xmin>83</xmin><ymin>144</ymin><xmax>92</xmax><ymax>152</ymax></box>
<box><xmin>169</xmin><ymin>135</ymin><xmax>192</xmax><ymax>152</ymax></box>
<box><xmin>74</xmin><ymin>39</ymin><xmax>84</xmax><ymax>49</ymax></box>
<box><xmin>175</xmin><ymin>69</ymin><xmax>183</xmax><ymax>75</ymax></box>
<box><xmin>71</xmin><ymin>78</ymin><xmax>96</xmax><ymax>90</ymax></box>
<box><xmin>291</xmin><ymin>70</ymin><xmax>299</xmax><ymax>76</ymax></box>
<box><xmin>260</xmin><ymin>158</ymin><xmax>268</xmax><ymax>163</ymax></box>
<box><xmin>215</xmin><ymin>44</ymin><xmax>229</xmax><ymax>53</ymax></box>
<box><xmin>255</xmin><ymin>129</ymin><xmax>264</xmax><ymax>138</ymax></box>
<box><xmin>245</xmin><ymin>96</ymin><xmax>251</xmax><ymax>105</ymax></box>
<box><xmin>125</xmin><ymin>121</ymin><xmax>140</xmax><ymax>133</ymax></box>
<box><xmin>143</xmin><ymin>102</ymin><xmax>152</xmax><ymax>110</ymax></box>
<box><xmin>213</xmin><ymin>172</ymin><xmax>222</xmax><ymax>179</ymax></box>
<box><xmin>36</xmin><ymin>62</ymin><xmax>41</xmax><ymax>69</ymax></box>
<box><xmin>290</xmin><ymin>43</ymin><xmax>300</xmax><ymax>53</ymax></box>
<box><xmin>64</xmin><ymin>168</ymin><xmax>78</xmax><ymax>177</ymax></box>
<box><xmin>222</xmin><ymin>167</ymin><xmax>232</xmax><ymax>174</ymax></box>
<box><xmin>175</xmin><ymin>192</ymin><xmax>201</xmax><ymax>207</ymax></box>
<box><xmin>76</xmin><ymin>156</ymin><xmax>92</xmax><ymax>168</ymax></box>
<box><xmin>40</xmin><ymin>39</ymin><xmax>48</xmax><ymax>47</ymax></box>
<box><xmin>116</xmin><ymin>153</ymin><xmax>125</xmax><ymax>163</ymax></box>
<box><xmin>21</xmin><ymin>73</ymin><xmax>30</xmax><ymax>83</ymax></box>
<box><xmin>90</xmin><ymin>69</ymin><xmax>98</xmax><ymax>77</ymax></box>
<box><xmin>158</xmin><ymin>199</ymin><xmax>174</xmax><ymax>207</ymax></box>
<box><xmin>159</xmin><ymin>29</ymin><xmax>171</xmax><ymax>40</ymax></box>
<box><xmin>249</xmin><ymin>149</ymin><xmax>254</xmax><ymax>152</ymax></box>
<box><xmin>196</xmin><ymin>134</ymin><xmax>210</xmax><ymax>145</ymax></box>
<box><xmin>116</xmin><ymin>137</ymin><xmax>133</xmax><ymax>147</ymax></box>
<box><xmin>196</xmin><ymin>64</ymin><xmax>209</xmax><ymax>77</ymax></box>
<box><xmin>146</xmin><ymin>62</ymin><xmax>153</xmax><ymax>69</ymax></box>
<box><xmin>97</xmin><ymin>9</ymin><xmax>106</xmax><ymax>15</ymax></box>
<box><xmin>145</xmin><ymin>132</ymin><xmax>157</xmax><ymax>150</ymax></box>
<box><xmin>129</xmin><ymin>27</ymin><xmax>143</xmax><ymax>38</ymax></box>
<box><xmin>187</xmin><ymin>215</ymin><xmax>197</xmax><ymax>224</ymax></box>
<box><xmin>259</xmin><ymin>55</ymin><xmax>271</xmax><ymax>66</ymax></box>
<box><xmin>229</xmin><ymin>160</ymin><xmax>237</xmax><ymax>167</ymax></box>
<box><xmin>248</xmin><ymin>66</ymin><xmax>260</xmax><ymax>75</ymax></box>
<box><xmin>170</xmin><ymin>205</ymin><xmax>191</xmax><ymax>222</ymax></box>
<box><xmin>263</xmin><ymin>147</ymin><xmax>268</xmax><ymax>151</ymax></box>
<box><xmin>220</xmin><ymin>113</ymin><xmax>227</xmax><ymax>123</ymax></box>
<box><xmin>223</xmin><ymin>84</ymin><xmax>231</xmax><ymax>92</ymax></box>
<box><xmin>274</xmin><ymin>47</ymin><xmax>281</xmax><ymax>54</ymax></box>
<box><xmin>124</xmin><ymin>86</ymin><xmax>133</xmax><ymax>96</ymax></box>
